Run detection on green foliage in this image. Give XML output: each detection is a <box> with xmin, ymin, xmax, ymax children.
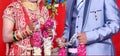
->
<box><xmin>45</xmin><ymin>0</ymin><xmax>66</xmax><ymax>18</ymax></box>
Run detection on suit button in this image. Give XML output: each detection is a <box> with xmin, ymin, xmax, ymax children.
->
<box><xmin>78</xmin><ymin>16</ymin><xmax>80</xmax><ymax>18</ymax></box>
<box><xmin>76</xmin><ymin>26</ymin><xmax>78</xmax><ymax>28</ymax></box>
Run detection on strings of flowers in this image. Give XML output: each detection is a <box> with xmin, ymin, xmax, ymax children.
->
<box><xmin>38</xmin><ymin>0</ymin><xmax>66</xmax><ymax>55</ymax></box>
<box><xmin>42</xmin><ymin>18</ymin><xmax>56</xmax><ymax>56</ymax></box>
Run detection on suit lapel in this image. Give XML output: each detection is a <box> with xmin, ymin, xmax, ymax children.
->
<box><xmin>66</xmin><ymin>0</ymin><xmax>76</xmax><ymax>28</ymax></box>
<box><xmin>67</xmin><ymin>0</ymin><xmax>91</xmax><ymax>32</ymax></box>
<box><xmin>66</xmin><ymin>0</ymin><xmax>75</xmax><ymax>19</ymax></box>
<box><xmin>81</xmin><ymin>0</ymin><xmax>91</xmax><ymax>31</ymax></box>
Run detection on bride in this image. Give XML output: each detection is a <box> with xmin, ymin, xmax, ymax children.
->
<box><xmin>2</xmin><ymin>0</ymin><xmax>51</xmax><ymax>55</ymax></box>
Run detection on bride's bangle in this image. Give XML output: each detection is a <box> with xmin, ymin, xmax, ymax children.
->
<box><xmin>13</xmin><ymin>32</ymin><xmax>18</xmax><ymax>41</ymax></box>
<box><xmin>15</xmin><ymin>30</ymin><xmax>23</xmax><ymax>40</ymax></box>
<box><xmin>13</xmin><ymin>30</ymin><xmax>24</xmax><ymax>41</ymax></box>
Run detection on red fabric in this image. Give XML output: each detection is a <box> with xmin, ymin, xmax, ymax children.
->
<box><xmin>117</xmin><ymin>0</ymin><xmax>120</xmax><ymax>10</ymax></box>
<box><xmin>112</xmin><ymin>1</ymin><xmax>120</xmax><ymax>56</ymax></box>
<box><xmin>18</xmin><ymin>1</ymin><xmax>31</xmax><ymax>25</ymax></box>
<box><xmin>0</xmin><ymin>0</ymin><xmax>120</xmax><ymax>55</ymax></box>
<box><xmin>52</xmin><ymin>3</ymin><xmax>66</xmax><ymax>48</ymax></box>
<box><xmin>0</xmin><ymin>0</ymin><xmax>12</xmax><ymax>56</ymax></box>
<box><xmin>112</xmin><ymin>32</ymin><xmax>120</xmax><ymax>56</ymax></box>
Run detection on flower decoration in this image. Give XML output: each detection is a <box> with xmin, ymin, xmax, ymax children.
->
<box><xmin>31</xmin><ymin>31</ymin><xmax>42</xmax><ymax>48</ymax></box>
<box><xmin>58</xmin><ymin>47</ymin><xmax>66</xmax><ymax>56</ymax></box>
<box><xmin>77</xmin><ymin>44</ymin><xmax>86</xmax><ymax>56</ymax></box>
<box><xmin>47</xmin><ymin>0</ymin><xmax>65</xmax><ymax>4</ymax></box>
<box><xmin>44</xmin><ymin>0</ymin><xmax>66</xmax><ymax>18</ymax></box>
<box><xmin>45</xmin><ymin>18</ymin><xmax>54</xmax><ymax>28</ymax></box>
<box><xmin>41</xmin><ymin>18</ymin><xmax>56</xmax><ymax>56</ymax></box>
<box><xmin>42</xmin><ymin>18</ymin><xmax>56</xmax><ymax>38</ymax></box>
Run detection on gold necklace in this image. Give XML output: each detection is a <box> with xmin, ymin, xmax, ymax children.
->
<box><xmin>22</xmin><ymin>2</ymin><xmax>45</xmax><ymax>24</ymax></box>
<box><xmin>22</xmin><ymin>2</ymin><xmax>38</xmax><ymax>11</ymax></box>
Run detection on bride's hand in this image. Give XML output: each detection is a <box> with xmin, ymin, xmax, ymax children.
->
<box><xmin>25</xmin><ymin>19</ymin><xmax>38</xmax><ymax>37</ymax></box>
<box><xmin>28</xmin><ymin>19</ymin><xmax>38</xmax><ymax>32</ymax></box>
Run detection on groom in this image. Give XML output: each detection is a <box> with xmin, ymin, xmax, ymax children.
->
<box><xmin>60</xmin><ymin>0</ymin><xmax>120</xmax><ymax>55</ymax></box>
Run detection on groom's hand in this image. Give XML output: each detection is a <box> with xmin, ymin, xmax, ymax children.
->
<box><xmin>57</xmin><ymin>37</ymin><xmax>66</xmax><ymax>48</ymax></box>
<box><xmin>77</xmin><ymin>32</ymin><xmax>87</xmax><ymax>44</ymax></box>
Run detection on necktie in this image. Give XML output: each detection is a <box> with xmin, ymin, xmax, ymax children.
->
<box><xmin>77</xmin><ymin>0</ymin><xmax>84</xmax><ymax>10</ymax></box>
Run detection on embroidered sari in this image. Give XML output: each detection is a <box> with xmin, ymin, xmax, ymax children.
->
<box><xmin>3</xmin><ymin>0</ymin><xmax>49</xmax><ymax>55</ymax></box>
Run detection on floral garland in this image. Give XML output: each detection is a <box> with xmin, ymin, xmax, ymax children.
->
<box><xmin>31</xmin><ymin>18</ymin><xmax>56</xmax><ymax>55</ymax></box>
<box><xmin>42</xmin><ymin>18</ymin><xmax>56</xmax><ymax>56</ymax></box>
<box><xmin>40</xmin><ymin>0</ymin><xmax>66</xmax><ymax>55</ymax></box>
<box><xmin>44</xmin><ymin>0</ymin><xmax>66</xmax><ymax>18</ymax></box>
